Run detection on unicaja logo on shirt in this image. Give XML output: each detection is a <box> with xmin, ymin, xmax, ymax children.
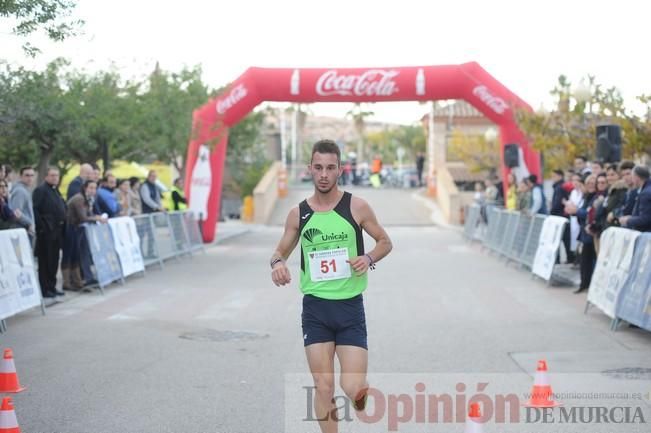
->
<box><xmin>321</xmin><ymin>232</ymin><xmax>348</xmax><ymax>242</ymax></box>
<box><xmin>303</xmin><ymin>228</ymin><xmax>323</xmax><ymax>243</ymax></box>
<box><xmin>303</xmin><ymin>228</ymin><xmax>349</xmax><ymax>243</ymax></box>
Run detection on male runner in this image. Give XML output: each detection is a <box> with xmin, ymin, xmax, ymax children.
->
<box><xmin>270</xmin><ymin>139</ymin><xmax>392</xmax><ymax>433</ymax></box>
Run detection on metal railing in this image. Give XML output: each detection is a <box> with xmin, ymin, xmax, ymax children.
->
<box><xmin>465</xmin><ymin>204</ymin><xmax>563</xmax><ymax>272</ymax></box>
<box><xmin>132</xmin><ymin>210</ymin><xmax>205</xmax><ymax>269</ymax></box>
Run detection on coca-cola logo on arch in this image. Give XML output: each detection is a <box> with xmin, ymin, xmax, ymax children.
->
<box><xmin>473</xmin><ymin>85</ymin><xmax>509</xmax><ymax>115</ymax></box>
<box><xmin>216</xmin><ymin>84</ymin><xmax>248</xmax><ymax>114</ymax></box>
<box><xmin>316</xmin><ymin>69</ymin><xmax>399</xmax><ymax>97</ymax></box>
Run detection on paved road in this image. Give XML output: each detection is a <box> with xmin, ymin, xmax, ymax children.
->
<box><xmin>269</xmin><ymin>186</ymin><xmax>434</xmax><ymax>226</ymax></box>
<box><xmin>2</xmin><ymin>190</ymin><xmax>651</xmax><ymax>432</ymax></box>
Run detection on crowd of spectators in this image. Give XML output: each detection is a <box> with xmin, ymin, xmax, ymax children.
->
<box><xmin>0</xmin><ymin>163</ymin><xmax>187</xmax><ymax>299</ymax></box>
<box><xmin>475</xmin><ymin>157</ymin><xmax>651</xmax><ymax>294</ymax></box>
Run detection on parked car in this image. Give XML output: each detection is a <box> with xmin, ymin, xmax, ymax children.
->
<box><xmin>399</xmin><ymin>167</ymin><xmax>420</xmax><ymax>188</ymax></box>
<box><xmin>384</xmin><ymin>166</ymin><xmax>419</xmax><ymax>188</ymax></box>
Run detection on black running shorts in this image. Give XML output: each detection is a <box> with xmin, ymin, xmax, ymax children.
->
<box><xmin>301</xmin><ymin>293</ymin><xmax>368</xmax><ymax>349</ymax></box>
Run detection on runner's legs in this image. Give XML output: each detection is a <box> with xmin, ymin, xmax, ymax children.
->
<box><xmin>305</xmin><ymin>342</ymin><xmax>337</xmax><ymax>433</ymax></box>
<box><xmin>336</xmin><ymin>345</ymin><xmax>369</xmax><ymax>408</ymax></box>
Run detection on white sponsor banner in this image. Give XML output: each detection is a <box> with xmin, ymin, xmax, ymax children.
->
<box><xmin>532</xmin><ymin>216</ymin><xmax>567</xmax><ymax>281</ymax></box>
<box><xmin>587</xmin><ymin>227</ymin><xmax>641</xmax><ymax>319</ymax></box>
<box><xmin>108</xmin><ymin>217</ymin><xmax>144</xmax><ymax>277</ymax></box>
<box><xmin>0</xmin><ymin>229</ymin><xmax>41</xmax><ymax>320</ymax></box>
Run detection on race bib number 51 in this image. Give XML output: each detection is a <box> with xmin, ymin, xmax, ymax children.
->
<box><xmin>309</xmin><ymin>248</ymin><xmax>351</xmax><ymax>282</ymax></box>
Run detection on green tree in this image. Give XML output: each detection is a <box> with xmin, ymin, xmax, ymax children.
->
<box><xmin>226</xmin><ymin>111</ymin><xmax>268</xmax><ymax>198</ymax></box>
<box><xmin>59</xmin><ymin>68</ymin><xmax>141</xmax><ymax>169</ymax></box>
<box><xmin>139</xmin><ymin>64</ymin><xmax>212</xmax><ymax>177</ymax></box>
<box><xmin>365</xmin><ymin>125</ymin><xmax>425</xmax><ymax>164</ymax></box>
<box><xmin>0</xmin><ymin>59</ymin><xmax>143</xmax><ymax>178</ymax></box>
<box><xmin>0</xmin><ymin>58</ymin><xmax>74</xmax><ymax>178</ymax></box>
<box><xmin>447</xmin><ymin>129</ymin><xmax>500</xmax><ymax>173</ymax></box>
<box><xmin>1</xmin><ymin>0</ymin><xmax>84</xmax><ymax>56</ymax></box>
<box><xmin>516</xmin><ymin>75</ymin><xmax>651</xmax><ymax>174</ymax></box>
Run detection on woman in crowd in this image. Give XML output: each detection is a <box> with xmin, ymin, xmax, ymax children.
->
<box><xmin>0</xmin><ymin>179</ymin><xmax>23</xmax><ymax>230</ymax></box>
<box><xmin>505</xmin><ymin>172</ymin><xmax>518</xmax><ymax>210</ymax></box>
<box><xmin>572</xmin><ymin>174</ymin><xmax>597</xmax><ymax>293</ymax></box>
<box><xmin>64</xmin><ymin>179</ymin><xmax>106</xmax><ymax>290</ymax></box>
<box><xmin>129</xmin><ymin>177</ymin><xmax>142</xmax><ymax>216</ymax></box>
<box><xmin>517</xmin><ymin>179</ymin><xmax>532</xmax><ymax>212</ymax></box>
<box><xmin>484</xmin><ymin>177</ymin><xmax>499</xmax><ymax>205</ymax></box>
<box><xmin>590</xmin><ymin>166</ymin><xmax>627</xmax><ymax>254</ymax></box>
<box><xmin>566</xmin><ymin>173</ymin><xmax>584</xmax><ymax>262</ymax></box>
<box><xmin>586</xmin><ymin>173</ymin><xmax>609</xmax><ymax>253</ymax></box>
<box><xmin>473</xmin><ymin>181</ymin><xmax>485</xmax><ymax>204</ymax></box>
<box><xmin>116</xmin><ymin>178</ymin><xmax>132</xmax><ymax>216</ymax></box>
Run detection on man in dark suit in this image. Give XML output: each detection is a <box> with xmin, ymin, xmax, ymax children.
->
<box><xmin>619</xmin><ymin>166</ymin><xmax>651</xmax><ymax>232</ymax></box>
<box><xmin>33</xmin><ymin>167</ymin><xmax>67</xmax><ymax>298</ymax></box>
<box><xmin>550</xmin><ymin>169</ymin><xmax>568</xmax><ymax>216</ymax></box>
<box><xmin>550</xmin><ymin>169</ymin><xmax>572</xmax><ymax>262</ymax></box>
<box><xmin>614</xmin><ymin>160</ymin><xmax>638</xmax><ymax>219</ymax></box>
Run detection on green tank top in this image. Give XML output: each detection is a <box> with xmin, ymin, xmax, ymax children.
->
<box><xmin>299</xmin><ymin>192</ymin><xmax>367</xmax><ymax>300</ymax></box>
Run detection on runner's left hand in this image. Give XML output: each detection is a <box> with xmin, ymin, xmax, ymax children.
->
<box><xmin>346</xmin><ymin>256</ymin><xmax>370</xmax><ymax>275</ymax></box>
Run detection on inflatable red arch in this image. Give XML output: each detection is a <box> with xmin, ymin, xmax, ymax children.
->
<box><xmin>184</xmin><ymin>62</ymin><xmax>539</xmax><ymax>242</ymax></box>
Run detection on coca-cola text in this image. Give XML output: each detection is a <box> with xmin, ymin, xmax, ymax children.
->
<box><xmin>316</xmin><ymin>70</ymin><xmax>399</xmax><ymax>97</ymax></box>
<box><xmin>473</xmin><ymin>85</ymin><xmax>508</xmax><ymax>115</ymax></box>
<box><xmin>216</xmin><ymin>84</ymin><xmax>248</xmax><ymax>114</ymax></box>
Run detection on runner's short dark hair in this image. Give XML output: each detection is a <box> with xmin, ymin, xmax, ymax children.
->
<box><xmin>311</xmin><ymin>139</ymin><xmax>340</xmax><ymax>165</ymax></box>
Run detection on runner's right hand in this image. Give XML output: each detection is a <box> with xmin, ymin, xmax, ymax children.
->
<box><xmin>271</xmin><ymin>262</ymin><xmax>291</xmax><ymax>287</ymax></box>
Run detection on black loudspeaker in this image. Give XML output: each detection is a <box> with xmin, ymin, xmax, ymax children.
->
<box><xmin>504</xmin><ymin>143</ymin><xmax>519</xmax><ymax>168</ymax></box>
<box><xmin>595</xmin><ymin>124</ymin><xmax>622</xmax><ymax>163</ymax></box>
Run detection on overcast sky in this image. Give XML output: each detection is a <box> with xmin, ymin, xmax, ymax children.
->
<box><xmin>2</xmin><ymin>0</ymin><xmax>648</xmax><ymax>124</ymax></box>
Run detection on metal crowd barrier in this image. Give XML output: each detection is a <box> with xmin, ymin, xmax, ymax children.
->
<box><xmin>132</xmin><ymin>211</ymin><xmax>205</xmax><ymax>269</ymax></box>
<box><xmin>505</xmin><ymin>213</ymin><xmax>533</xmax><ymax>263</ymax></box>
<box><xmin>184</xmin><ymin>212</ymin><xmax>205</xmax><ymax>253</ymax></box>
<box><xmin>463</xmin><ymin>205</ymin><xmax>482</xmax><ymax>241</ymax></box>
<box><xmin>133</xmin><ymin>214</ymin><xmax>162</xmax><ymax>268</ymax></box>
<box><xmin>465</xmin><ymin>205</ymin><xmax>559</xmax><ymax>271</ymax></box>
<box><xmin>498</xmin><ymin>212</ymin><xmax>520</xmax><ymax>257</ymax></box>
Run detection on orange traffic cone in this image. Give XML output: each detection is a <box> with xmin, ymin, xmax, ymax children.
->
<box><xmin>523</xmin><ymin>360</ymin><xmax>561</xmax><ymax>407</ymax></box>
<box><xmin>0</xmin><ymin>350</ymin><xmax>26</xmax><ymax>393</ymax></box>
<box><xmin>0</xmin><ymin>398</ymin><xmax>20</xmax><ymax>433</ymax></box>
<box><xmin>464</xmin><ymin>402</ymin><xmax>484</xmax><ymax>433</ymax></box>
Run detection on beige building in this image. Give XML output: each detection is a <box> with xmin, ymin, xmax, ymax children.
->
<box><xmin>420</xmin><ymin>100</ymin><xmax>496</xmax><ymax>224</ymax></box>
<box><xmin>262</xmin><ymin>108</ymin><xmax>400</xmax><ymax>166</ymax></box>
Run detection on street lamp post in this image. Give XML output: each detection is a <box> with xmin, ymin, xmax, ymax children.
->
<box><xmin>280</xmin><ymin>108</ymin><xmax>287</xmax><ymax>170</ymax></box>
<box><xmin>427</xmin><ymin>101</ymin><xmax>437</xmax><ymax>197</ymax></box>
<box><xmin>291</xmin><ymin>104</ymin><xmax>298</xmax><ymax>180</ymax></box>
<box><xmin>573</xmin><ymin>80</ymin><xmax>592</xmax><ymax>106</ymax></box>
<box><xmin>573</xmin><ymin>79</ymin><xmax>594</xmax><ymax>162</ymax></box>
<box><xmin>278</xmin><ymin>107</ymin><xmax>288</xmax><ymax>198</ymax></box>
<box><xmin>484</xmin><ymin>127</ymin><xmax>498</xmax><ymax>145</ymax></box>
